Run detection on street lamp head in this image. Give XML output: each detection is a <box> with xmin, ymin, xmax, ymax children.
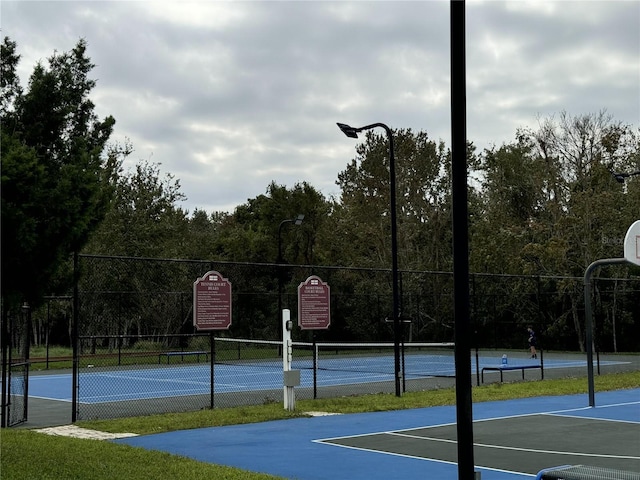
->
<box><xmin>294</xmin><ymin>214</ymin><xmax>304</xmax><ymax>225</ymax></box>
<box><xmin>613</xmin><ymin>172</ymin><xmax>627</xmax><ymax>183</ymax></box>
<box><xmin>337</xmin><ymin>122</ymin><xmax>360</xmax><ymax>139</ymax></box>
<box><xmin>612</xmin><ymin>170</ymin><xmax>640</xmax><ymax>183</ymax></box>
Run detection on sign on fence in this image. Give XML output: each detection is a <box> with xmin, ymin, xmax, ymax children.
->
<box><xmin>193</xmin><ymin>271</ymin><xmax>232</xmax><ymax>330</ymax></box>
<box><xmin>298</xmin><ymin>275</ymin><xmax>330</xmax><ymax>330</ymax></box>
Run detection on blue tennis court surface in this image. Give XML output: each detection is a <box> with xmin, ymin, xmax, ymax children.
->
<box><xmin>29</xmin><ymin>354</ymin><xmax>629</xmax><ymax>403</ymax></box>
<box><xmin>114</xmin><ymin>388</ymin><xmax>640</xmax><ymax>479</ymax></box>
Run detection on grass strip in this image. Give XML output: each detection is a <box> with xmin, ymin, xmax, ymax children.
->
<box><xmin>78</xmin><ymin>370</ymin><xmax>640</xmax><ymax>435</ymax></box>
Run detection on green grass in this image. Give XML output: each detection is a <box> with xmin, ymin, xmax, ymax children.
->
<box><xmin>0</xmin><ymin>431</ymin><xmax>282</xmax><ymax>480</ymax></box>
<box><xmin>29</xmin><ymin>345</ymin><xmax>73</xmax><ymax>358</ymax></box>
<box><xmin>2</xmin><ymin>371</ymin><xmax>639</xmax><ymax>480</ymax></box>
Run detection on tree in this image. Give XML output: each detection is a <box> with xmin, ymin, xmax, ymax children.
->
<box><xmin>330</xmin><ymin>128</ymin><xmax>466</xmax><ymax>340</ymax></box>
<box><xmin>0</xmin><ymin>38</ymin><xmax>22</xmax><ymax>114</ymax></box>
<box><xmin>471</xmin><ymin>140</ymin><xmax>547</xmax><ymax>274</ymax></box>
<box><xmin>79</xmin><ymin>159</ymin><xmax>195</xmax><ymax>338</ymax></box>
<box><xmin>214</xmin><ymin>181</ymin><xmax>329</xmax><ymax>265</ymax></box>
<box><xmin>83</xmin><ymin>159</ymin><xmax>188</xmax><ymax>258</ymax></box>
<box><xmin>474</xmin><ymin>111</ymin><xmax>640</xmax><ymax>351</ymax></box>
<box><xmin>211</xmin><ymin>181</ymin><xmax>330</xmax><ymax>338</ymax></box>
<box><xmin>333</xmin><ymin>128</ymin><xmax>455</xmax><ymax>271</ymax></box>
<box><xmin>183</xmin><ymin>209</ymin><xmax>226</xmax><ymax>260</ymax></box>
<box><xmin>1</xmin><ymin>37</ymin><xmax>118</xmax><ymax>307</ymax></box>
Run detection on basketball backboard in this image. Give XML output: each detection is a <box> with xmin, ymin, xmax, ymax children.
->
<box><xmin>623</xmin><ymin>220</ymin><xmax>640</xmax><ymax>266</ymax></box>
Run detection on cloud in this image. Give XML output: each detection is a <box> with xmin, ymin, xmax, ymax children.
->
<box><xmin>4</xmin><ymin>0</ymin><xmax>639</xmax><ymax>214</ymax></box>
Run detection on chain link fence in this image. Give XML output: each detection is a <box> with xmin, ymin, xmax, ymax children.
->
<box><xmin>6</xmin><ymin>362</ymin><xmax>29</xmax><ymax>426</ymax></box>
<box><xmin>17</xmin><ymin>254</ymin><xmax>639</xmax><ymax>421</ymax></box>
<box><xmin>74</xmin><ymin>255</ymin><xmax>640</xmax><ymax>351</ymax></box>
<box><xmin>76</xmin><ymin>334</ymin><xmax>459</xmax><ymax>420</ymax></box>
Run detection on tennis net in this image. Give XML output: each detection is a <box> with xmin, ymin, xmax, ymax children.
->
<box><xmin>312</xmin><ymin>341</ymin><xmax>456</xmax><ymax>378</ymax></box>
<box><xmin>214</xmin><ymin>337</ymin><xmax>312</xmax><ymax>369</ymax></box>
<box><xmin>214</xmin><ymin>337</ymin><xmax>455</xmax><ymax>378</ymax></box>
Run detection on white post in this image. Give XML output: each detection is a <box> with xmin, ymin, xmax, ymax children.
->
<box><xmin>282</xmin><ymin>309</ymin><xmax>295</xmax><ymax>410</ymax></box>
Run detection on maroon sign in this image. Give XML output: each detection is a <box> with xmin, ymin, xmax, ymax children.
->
<box><xmin>193</xmin><ymin>271</ymin><xmax>232</xmax><ymax>331</ymax></box>
<box><xmin>298</xmin><ymin>275</ymin><xmax>330</xmax><ymax>330</ymax></box>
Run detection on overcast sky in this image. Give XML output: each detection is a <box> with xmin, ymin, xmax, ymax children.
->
<box><xmin>4</xmin><ymin>1</ymin><xmax>639</xmax><ymax>214</ymax></box>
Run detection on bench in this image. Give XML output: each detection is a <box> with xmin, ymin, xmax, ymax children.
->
<box><xmin>158</xmin><ymin>351</ymin><xmax>208</xmax><ymax>364</ymax></box>
<box><xmin>481</xmin><ymin>364</ymin><xmax>542</xmax><ymax>383</ymax></box>
<box><xmin>536</xmin><ymin>464</ymin><xmax>640</xmax><ymax>480</ymax></box>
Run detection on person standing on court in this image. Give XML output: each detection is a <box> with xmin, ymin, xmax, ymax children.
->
<box><xmin>527</xmin><ymin>326</ymin><xmax>537</xmax><ymax>359</ymax></box>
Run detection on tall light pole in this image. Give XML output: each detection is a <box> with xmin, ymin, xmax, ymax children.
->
<box><xmin>337</xmin><ymin>122</ymin><xmax>402</xmax><ymax>397</ymax></box>
<box><xmin>277</xmin><ymin>214</ymin><xmax>305</xmax><ymax>326</ymax></box>
<box><xmin>451</xmin><ymin>1</ymin><xmax>476</xmax><ymax>478</ymax></box>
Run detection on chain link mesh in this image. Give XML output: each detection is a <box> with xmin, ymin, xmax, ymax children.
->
<box><xmin>65</xmin><ymin>254</ymin><xmax>640</xmax><ymax>420</ymax></box>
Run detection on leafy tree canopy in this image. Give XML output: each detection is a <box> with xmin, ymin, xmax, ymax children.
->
<box><xmin>333</xmin><ymin>128</ymin><xmax>460</xmax><ymax>272</ymax></box>
<box><xmin>214</xmin><ymin>181</ymin><xmax>330</xmax><ymax>264</ymax></box>
<box><xmin>83</xmin><ymin>159</ymin><xmax>188</xmax><ymax>258</ymax></box>
<box><xmin>474</xmin><ymin>110</ymin><xmax>640</xmax><ymax>277</ymax></box>
<box><xmin>1</xmin><ymin>37</ymin><xmax>119</xmax><ymax>307</ymax></box>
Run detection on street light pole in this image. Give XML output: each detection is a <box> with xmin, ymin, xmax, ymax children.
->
<box><xmin>450</xmin><ymin>1</ymin><xmax>476</xmax><ymax>477</ymax></box>
<box><xmin>277</xmin><ymin>214</ymin><xmax>305</xmax><ymax>327</ymax></box>
<box><xmin>337</xmin><ymin>122</ymin><xmax>402</xmax><ymax>397</ymax></box>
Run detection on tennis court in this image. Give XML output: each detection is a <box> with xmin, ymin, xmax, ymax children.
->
<box><xmin>28</xmin><ymin>351</ymin><xmax>630</xmax><ymax>404</ymax></box>
<box><xmin>114</xmin><ymin>388</ymin><xmax>640</xmax><ymax>479</ymax></box>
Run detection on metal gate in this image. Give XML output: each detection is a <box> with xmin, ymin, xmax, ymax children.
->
<box><xmin>1</xmin><ymin>303</ymin><xmax>31</xmax><ymax>427</ymax></box>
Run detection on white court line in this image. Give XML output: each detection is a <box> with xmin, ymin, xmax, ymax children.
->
<box><xmin>314</xmin><ymin>402</ymin><xmax>638</xmax><ymax>479</ymax></box>
<box><xmin>386</xmin><ymin>432</ymin><xmax>640</xmax><ymax>460</ymax></box>
<box><xmin>311</xmin><ymin>438</ymin><xmax>537</xmax><ymax>478</ymax></box>
<box><xmin>593</xmin><ymin>400</ymin><xmax>640</xmax><ymax>408</ymax></box>
<box><xmin>313</xmin><ymin>436</ymin><xmax>539</xmax><ymax>478</ymax></box>
<box><xmin>29</xmin><ymin>395</ymin><xmax>73</xmax><ymax>403</ymax></box>
<box><xmin>314</xmin><ymin>396</ymin><xmax>640</xmax><ymax>442</ymax></box>
<box><xmin>544</xmin><ymin>408</ymin><xmax>640</xmax><ymax>425</ymax></box>
<box><xmin>28</xmin><ymin>374</ymin><xmax>72</xmax><ymax>381</ymax></box>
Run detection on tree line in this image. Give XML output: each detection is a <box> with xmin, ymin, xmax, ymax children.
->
<box><xmin>2</xmin><ymin>38</ymin><xmax>639</xmax><ymax>351</ymax></box>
